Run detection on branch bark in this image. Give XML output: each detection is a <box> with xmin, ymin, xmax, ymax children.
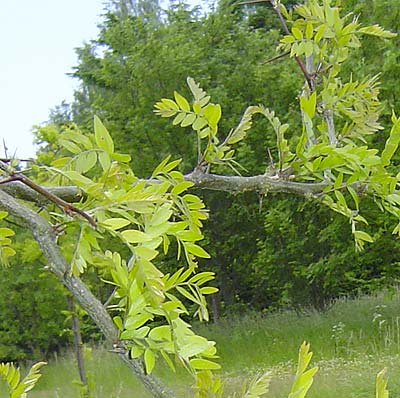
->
<box><xmin>185</xmin><ymin>169</ymin><xmax>328</xmax><ymax>196</ymax></box>
<box><xmin>0</xmin><ymin>189</ymin><xmax>176</xmax><ymax>398</ymax></box>
<box><xmin>0</xmin><ymin>171</ymin><xmax>329</xmax><ymax>206</ymax></box>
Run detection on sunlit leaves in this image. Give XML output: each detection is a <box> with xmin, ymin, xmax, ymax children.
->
<box><xmin>0</xmin><ymin>361</ymin><xmax>46</xmax><ymax>398</ymax></box>
<box><xmin>288</xmin><ymin>342</ymin><xmax>318</xmax><ymax>398</ymax></box>
<box><xmin>381</xmin><ymin>112</ymin><xmax>400</xmax><ymax>167</ymax></box>
<box><xmin>194</xmin><ymin>370</ymin><xmax>224</xmax><ymax>398</ymax></box>
<box><xmin>359</xmin><ymin>25</ymin><xmax>397</xmax><ymax>39</ymax></box>
<box><xmin>241</xmin><ymin>370</ymin><xmax>272</xmax><ymax>398</ymax></box>
<box><xmin>0</xmin><ymin>211</ymin><xmax>15</xmax><ymax>266</ymax></box>
<box><xmin>376</xmin><ymin>368</ymin><xmax>389</xmax><ymax>398</ymax></box>
<box><xmin>94</xmin><ymin>115</ymin><xmax>114</xmax><ymax>154</ymax></box>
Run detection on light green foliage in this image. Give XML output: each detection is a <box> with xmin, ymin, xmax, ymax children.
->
<box><xmin>194</xmin><ymin>370</ymin><xmax>224</xmax><ymax>398</ymax></box>
<box><xmin>288</xmin><ymin>342</ymin><xmax>318</xmax><ymax>398</ymax></box>
<box><xmin>0</xmin><ymin>211</ymin><xmax>15</xmax><ymax>266</ymax></box>
<box><xmin>155</xmin><ymin>78</ymin><xmax>226</xmax><ymax>167</ymax></box>
<box><xmin>156</xmin><ymin>79</ymin><xmax>293</xmax><ymax>173</ymax></box>
<box><xmin>239</xmin><ymin>371</ymin><xmax>272</xmax><ymax>398</ymax></box>
<box><xmin>376</xmin><ymin>368</ymin><xmax>389</xmax><ymax>398</ymax></box>
<box><xmin>32</xmin><ymin>117</ymin><xmax>220</xmax><ymax>375</ymax></box>
<box><xmin>0</xmin><ymin>361</ymin><xmax>46</xmax><ymax>398</ymax></box>
<box><xmin>155</xmin><ymin>0</ymin><xmax>399</xmax><ymax>251</ymax></box>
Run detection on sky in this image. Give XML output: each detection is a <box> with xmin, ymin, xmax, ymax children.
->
<box><xmin>0</xmin><ymin>1</ymin><xmax>106</xmax><ymax>158</ymax></box>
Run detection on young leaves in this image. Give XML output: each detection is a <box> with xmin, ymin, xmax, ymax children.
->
<box><xmin>94</xmin><ymin>115</ymin><xmax>114</xmax><ymax>155</ymax></box>
<box><xmin>288</xmin><ymin>342</ymin><xmax>318</xmax><ymax>398</ymax></box>
<box><xmin>241</xmin><ymin>371</ymin><xmax>272</xmax><ymax>398</ymax></box>
<box><xmin>381</xmin><ymin>112</ymin><xmax>400</xmax><ymax>167</ymax></box>
<box><xmin>0</xmin><ymin>361</ymin><xmax>46</xmax><ymax>398</ymax></box>
<box><xmin>376</xmin><ymin>368</ymin><xmax>389</xmax><ymax>398</ymax></box>
<box><xmin>0</xmin><ymin>211</ymin><xmax>16</xmax><ymax>266</ymax></box>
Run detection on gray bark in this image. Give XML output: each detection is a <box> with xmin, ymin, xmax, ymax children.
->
<box><xmin>0</xmin><ymin>189</ymin><xmax>176</xmax><ymax>398</ymax></box>
<box><xmin>0</xmin><ymin>170</ymin><xmax>330</xmax><ymax>205</ymax></box>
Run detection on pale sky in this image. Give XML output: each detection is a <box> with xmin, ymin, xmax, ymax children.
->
<box><xmin>0</xmin><ymin>1</ymin><xmax>106</xmax><ymax>158</ymax></box>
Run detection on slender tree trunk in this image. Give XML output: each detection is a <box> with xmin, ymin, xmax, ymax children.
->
<box><xmin>68</xmin><ymin>296</ymin><xmax>89</xmax><ymax>397</ymax></box>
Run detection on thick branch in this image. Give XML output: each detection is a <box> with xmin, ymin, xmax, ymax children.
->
<box><xmin>185</xmin><ymin>169</ymin><xmax>328</xmax><ymax>196</ymax></box>
<box><xmin>0</xmin><ymin>181</ymin><xmax>83</xmax><ymax>206</ymax></box>
<box><xmin>0</xmin><ymin>190</ymin><xmax>176</xmax><ymax>398</ymax></box>
<box><xmin>1</xmin><ymin>171</ymin><xmax>330</xmax><ymax>206</ymax></box>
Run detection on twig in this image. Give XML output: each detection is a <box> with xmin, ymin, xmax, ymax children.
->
<box><xmin>2</xmin><ymin>140</ymin><xmax>8</xmax><ymax>159</ymax></box>
<box><xmin>0</xmin><ymin>158</ymin><xmax>33</xmax><ymax>163</ymax></box>
<box><xmin>268</xmin><ymin>0</ymin><xmax>314</xmax><ymax>91</ymax></box>
<box><xmin>0</xmin><ymin>161</ymin><xmax>96</xmax><ymax>228</ymax></box>
<box><xmin>263</xmin><ymin>50</ymin><xmax>290</xmax><ymax>64</ymax></box>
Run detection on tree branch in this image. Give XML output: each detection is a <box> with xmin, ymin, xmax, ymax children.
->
<box><xmin>0</xmin><ymin>161</ymin><xmax>96</xmax><ymax>227</ymax></box>
<box><xmin>0</xmin><ymin>189</ymin><xmax>176</xmax><ymax>398</ymax></box>
<box><xmin>0</xmin><ymin>181</ymin><xmax>83</xmax><ymax>205</ymax></box>
<box><xmin>185</xmin><ymin>169</ymin><xmax>328</xmax><ymax>196</ymax></box>
<box><xmin>0</xmin><ymin>171</ymin><xmax>330</xmax><ymax>204</ymax></box>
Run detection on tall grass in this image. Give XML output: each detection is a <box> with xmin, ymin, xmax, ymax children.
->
<box><xmin>5</xmin><ymin>289</ymin><xmax>400</xmax><ymax>397</ymax></box>
<box><xmin>194</xmin><ymin>289</ymin><xmax>400</xmax><ymax>371</ymax></box>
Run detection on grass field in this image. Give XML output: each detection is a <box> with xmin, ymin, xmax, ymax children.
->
<box><xmin>4</xmin><ymin>289</ymin><xmax>400</xmax><ymax>397</ymax></box>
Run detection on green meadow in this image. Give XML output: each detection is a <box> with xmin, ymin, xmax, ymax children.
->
<box><xmin>3</xmin><ymin>289</ymin><xmax>400</xmax><ymax>397</ymax></box>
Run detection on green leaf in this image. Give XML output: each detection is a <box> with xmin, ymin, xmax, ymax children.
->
<box><xmin>59</xmin><ymin>139</ymin><xmax>81</xmax><ymax>154</ymax></box>
<box><xmin>176</xmin><ymin>286</ymin><xmax>198</xmax><ymax>303</ymax></box>
<box><xmin>381</xmin><ymin>112</ymin><xmax>400</xmax><ymax>167</ymax></box>
<box><xmin>94</xmin><ymin>115</ymin><xmax>114</xmax><ymax>154</ymax></box>
<box><xmin>113</xmin><ymin>316</ymin><xmax>123</xmax><ymax>331</ymax></box>
<box><xmin>288</xmin><ymin>342</ymin><xmax>318</xmax><ymax>398</ymax></box>
<box><xmin>174</xmin><ymin>91</ymin><xmax>190</xmax><ymax>111</ymax></box>
<box><xmin>187</xmin><ymin>77</ymin><xmax>209</xmax><ymax>104</ymax></box>
<box><xmin>354</xmin><ymin>230</ymin><xmax>374</xmax><ymax>243</ymax></box>
<box><xmin>173</xmin><ymin>112</ymin><xmax>186</xmax><ymax>126</ymax></box>
<box><xmin>347</xmin><ymin>186</ymin><xmax>359</xmax><ymax>210</ymax></box>
<box><xmin>376</xmin><ymin>368</ymin><xmax>389</xmax><ymax>398</ymax></box>
<box><xmin>190</xmin><ymin>358</ymin><xmax>221</xmax><ymax>370</ymax></box>
<box><xmin>62</xmin><ymin>170</ymin><xmax>96</xmax><ymax>188</ymax></box>
<box><xmin>242</xmin><ymin>371</ymin><xmax>273</xmax><ymax>398</ymax></box>
<box><xmin>121</xmin><ymin>230</ymin><xmax>152</xmax><ymax>243</ymax></box>
<box><xmin>203</xmin><ymin>104</ymin><xmax>221</xmax><ymax>129</ymax></box>
<box><xmin>130</xmin><ymin>347</ymin><xmax>144</xmax><ymax>359</ymax></box>
<box><xmin>292</xmin><ymin>27</ymin><xmax>303</xmax><ymax>40</ymax></box>
<box><xmin>144</xmin><ymin>349</ymin><xmax>156</xmax><ymax>374</ymax></box>
<box><xmin>200</xmin><ymin>287</ymin><xmax>218</xmax><ymax>295</ymax></box>
<box><xmin>149</xmin><ymin>325</ymin><xmax>171</xmax><ymax>341</ymax></box>
<box><xmin>111</xmin><ymin>152</ymin><xmax>131</xmax><ymax>162</ymax></box>
<box><xmin>102</xmin><ymin>218</ymin><xmax>131</xmax><ymax>230</ymax></box>
<box><xmin>98</xmin><ymin>151</ymin><xmax>111</xmax><ymax>171</ymax></box>
<box><xmin>0</xmin><ymin>228</ymin><xmax>15</xmax><ymax>238</ymax></box>
<box><xmin>181</xmin><ymin>113</ymin><xmax>196</xmax><ymax>127</ymax></box>
<box><xmin>192</xmin><ymin>117</ymin><xmax>208</xmax><ymax>131</ymax></box>
<box><xmin>171</xmin><ymin>181</ymin><xmax>194</xmax><ymax>195</ymax></box>
<box><xmin>359</xmin><ymin>25</ymin><xmax>396</xmax><ymax>38</ymax></box>
<box><xmin>75</xmin><ymin>151</ymin><xmax>97</xmax><ymax>174</ymax></box>
<box><xmin>185</xmin><ymin>243</ymin><xmax>210</xmax><ymax>258</ymax></box>
<box><xmin>300</xmin><ymin>92</ymin><xmax>317</xmax><ymax>119</ymax></box>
